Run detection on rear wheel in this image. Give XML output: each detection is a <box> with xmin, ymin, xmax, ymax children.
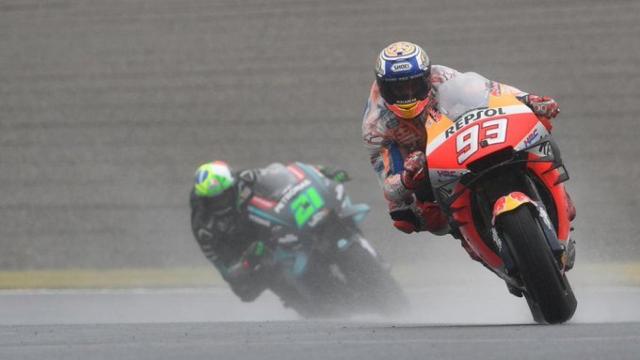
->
<box><xmin>498</xmin><ymin>206</ymin><xmax>577</xmax><ymax>324</ymax></box>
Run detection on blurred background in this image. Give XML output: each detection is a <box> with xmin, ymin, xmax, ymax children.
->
<box><xmin>1</xmin><ymin>0</ymin><xmax>639</xmax><ymax>288</ymax></box>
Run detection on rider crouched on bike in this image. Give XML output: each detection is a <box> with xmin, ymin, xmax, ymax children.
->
<box><xmin>189</xmin><ymin>161</ymin><xmax>349</xmax><ymax>302</ymax></box>
<box><xmin>362</xmin><ymin>41</ymin><xmax>575</xmax><ymax>238</ymax></box>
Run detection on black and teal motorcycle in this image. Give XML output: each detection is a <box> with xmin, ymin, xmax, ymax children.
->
<box><xmin>245</xmin><ymin>162</ymin><xmax>408</xmax><ymax>318</ymax></box>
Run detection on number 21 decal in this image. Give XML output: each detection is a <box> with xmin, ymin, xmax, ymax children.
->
<box><xmin>290</xmin><ymin>187</ymin><xmax>325</xmax><ymax>228</ymax></box>
<box><xmin>456</xmin><ymin>118</ymin><xmax>507</xmax><ymax>164</ymax></box>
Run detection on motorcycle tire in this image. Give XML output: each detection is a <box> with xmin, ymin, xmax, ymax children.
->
<box><xmin>270</xmin><ymin>260</ymin><xmax>355</xmax><ymax>319</ymax></box>
<box><xmin>498</xmin><ymin>205</ymin><xmax>577</xmax><ymax>324</ymax></box>
<box><xmin>337</xmin><ymin>240</ymin><xmax>410</xmax><ymax>316</ymax></box>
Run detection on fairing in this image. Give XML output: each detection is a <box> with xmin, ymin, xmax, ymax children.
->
<box><xmin>425</xmin><ymin>74</ymin><xmax>571</xmax><ymax>275</ymax></box>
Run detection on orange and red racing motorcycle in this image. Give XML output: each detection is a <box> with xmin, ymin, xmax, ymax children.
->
<box><xmin>423</xmin><ymin>72</ymin><xmax>577</xmax><ymax>324</ymax></box>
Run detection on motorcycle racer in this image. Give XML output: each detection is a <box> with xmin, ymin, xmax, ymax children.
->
<box><xmin>362</xmin><ymin>41</ymin><xmax>571</xmax><ymax>236</ymax></box>
<box><xmin>189</xmin><ymin>160</ymin><xmax>350</xmax><ymax>302</ymax></box>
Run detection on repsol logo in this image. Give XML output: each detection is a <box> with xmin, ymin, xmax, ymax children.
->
<box><xmin>391</xmin><ymin>62</ymin><xmax>412</xmax><ymax>72</ymax></box>
<box><xmin>444</xmin><ymin>108</ymin><xmax>506</xmax><ymax>138</ymax></box>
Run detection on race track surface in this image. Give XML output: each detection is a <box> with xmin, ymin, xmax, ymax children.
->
<box><xmin>3</xmin><ymin>321</ymin><xmax>640</xmax><ymax>360</ymax></box>
<box><xmin>1</xmin><ymin>287</ymin><xmax>640</xmax><ymax>360</ymax></box>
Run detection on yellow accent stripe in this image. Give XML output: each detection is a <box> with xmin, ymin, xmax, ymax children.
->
<box><xmin>0</xmin><ymin>263</ymin><xmax>638</xmax><ymax>289</ymax></box>
<box><xmin>390</xmin><ymin>262</ymin><xmax>640</xmax><ymax>287</ymax></box>
<box><xmin>575</xmin><ymin>263</ymin><xmax>640</xmax><ymax>286</ymax></box>
<box><xmin>0</xmin><ymin>267</ymin><xmax>224</xmax><ymax>289</ymax></box>
<box><xmin>425</xmin><ymin>115</ymin><xmax>453</xmax><ymax>145</ymax></box>
<box><xmin>488</xmin><ymin>93</ymin><xmax>522</xmax><ymax>108</ymax></box>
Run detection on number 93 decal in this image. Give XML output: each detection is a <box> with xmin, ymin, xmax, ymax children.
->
<box><xmin>456</xmin><ymin>118</ymin><xmax>507</xmax><ymax>164</ymax></box>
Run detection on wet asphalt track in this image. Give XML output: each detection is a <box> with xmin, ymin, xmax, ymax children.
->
<box><xmin>1</xmin><ymin>320</ymin><xmax>639</xmax><ymax>360</ymax></box>
<box><xmin>2</xmin><ymin>0</ymin><xmax>640</xmax><ymax>358</ymax></box>
<box><xmin>1</xmin><ymin>286</ymin><xmax>640</xmax><ymax>359</ymax></box>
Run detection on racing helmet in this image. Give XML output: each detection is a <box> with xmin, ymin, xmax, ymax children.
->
<box><xmin>193</xmin><ymin>161</ymin><xmax>237</xmax><ymax>210</ymax></box>
<box><xmin>375</xmin><ymin>41</ymin><xmax>431</xmax><ymax>119</ymax></box>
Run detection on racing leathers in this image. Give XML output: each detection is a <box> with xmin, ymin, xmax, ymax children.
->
<box><xmin>190</xmin><ymin>163</ymin><xmax>349</xmax><ymax>302</ymax></box>
<box><xmin>362</xmin><ymin>65</ymin><xmax>565</xmax><ymax>235</ymax></box>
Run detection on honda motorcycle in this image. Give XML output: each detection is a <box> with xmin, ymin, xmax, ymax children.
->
<box><xmin>245</xmin><ymin>162</ymin><xmax>408</xmax><ymax>318</ymax></box>
<box><xmin>423</xmin><ymin>72</ymin><xmax>577</xmax><ymax>324</ymax></box>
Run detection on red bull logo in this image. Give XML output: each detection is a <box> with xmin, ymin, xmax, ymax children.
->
<box><xmin>492</xmin><ymin>192</ymin><xmax>533</xmax><ymax>224</ymax></box>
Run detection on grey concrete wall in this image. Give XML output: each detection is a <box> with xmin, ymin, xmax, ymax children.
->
<box><xmin>1</xmin><ymin>0</ymin><xmax>639</xmax><ymax>269</ymax></box>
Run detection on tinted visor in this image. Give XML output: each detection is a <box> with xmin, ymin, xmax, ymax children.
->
<box><xmin>201</xmin><ymin>185</ymin><xmax>237</xmax><ymax>213</ymax></box>
<box><xmin>378</xmin><ymin>74</ymin><xmax>431</xmax><ymax>105</ymax></box>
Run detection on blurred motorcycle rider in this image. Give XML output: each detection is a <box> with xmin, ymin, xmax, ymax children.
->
<box><xmin>362</xmin><ymin>41</ymin><xmax>574</xmax><ymax>240</ymax></box>
<box><xmin>190</xmin><ymin>160</ymin><xmax>350</xmax><ymax>302</ymax></box>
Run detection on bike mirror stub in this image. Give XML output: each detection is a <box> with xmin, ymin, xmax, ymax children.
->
<box><xmin>553</xmin><ymin>165</ymin><xmax>570</xmax><ymax>185</ymax></box>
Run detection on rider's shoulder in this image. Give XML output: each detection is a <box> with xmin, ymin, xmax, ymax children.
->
<box><xmin>363</xmin><ymin>81</ymin><xmax>385</xmax><ymax>118</ymax></box>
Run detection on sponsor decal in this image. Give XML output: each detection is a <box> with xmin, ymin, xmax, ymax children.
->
<box><xmin>444</xmin><ymin>107</ymin><xmax>507</xmax><ymax>139</ymax></box>
<box><xmin>523</xmin><ymin>128</ymin><xmax>540</xmax><ymax>147</ymax></box>
<box><xmin>274</xmin><ymin>179</ymin><xmax>311</xmax><ymax>213</ymax></box>
<box><xmin>436</xmin><ymin>170</ymin><xmax>460</xmax><ymax>178</ymax></box>
<box><xmin>492</xmin><ymin>192</ymin><xmax>531</xmax><ymax>223</ymax></box>
<box><xmin>391</xmin><ymin>62</ymin><xmax>412</xmax><ymax>72</ymax></box>
<box><xmin>528</xmin><ymin>141</ymin><xmax>553</xmax><ymax>158</ymax></box>
<box><xmin>277</xmin><ymin>233</ymin><xmax>299</xmax><ymax>244</ymax></box>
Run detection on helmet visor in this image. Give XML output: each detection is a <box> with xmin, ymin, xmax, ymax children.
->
<box><xmin>202</xmin><ymin>186</ymin><xmax>237</xmax><ymax>213</ymax></box>
<box><xmin>379</xmin><ymin>74</ymin><xmax>431</xmax><ymax>105</ymax></box>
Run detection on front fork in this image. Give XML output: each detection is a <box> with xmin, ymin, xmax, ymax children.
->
<box><xmin>492</xmin><ymin>191</ymin><xmax>567</xmax><ymax>272</ymax></box>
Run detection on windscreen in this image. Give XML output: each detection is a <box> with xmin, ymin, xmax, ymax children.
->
<box><xmin>437</xmin><ymin>72</ymin><xmax>492</xmax><ymax>120</ymax></box>
<box><xmin>252</xmin><ymin>163</ymin><xmax>300</xmax><ymax>200</ymax></box>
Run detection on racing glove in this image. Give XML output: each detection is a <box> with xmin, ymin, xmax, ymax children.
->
<box><xmin>400</xmin><ymin>151</ymin><xmax>426</xmax><ymax>190</ymax></box>
<box><xmin>316</xmin><ymin>165</ymin><xmax>351</xmax><ymax>183</ymax></box>
<box><xmin>226</xmin><ymin>241</ymin><xmax>271</xmax><ymax>280</ymax></box>
<box><xmin>391</xmin><ymin>201</ymin><xmax>449</xmax><ymax>235</ymax></box>
<box><xmin>522</xmin><ymin>94</ymin><xmax>560</xmax><ymax>119</ymax></box>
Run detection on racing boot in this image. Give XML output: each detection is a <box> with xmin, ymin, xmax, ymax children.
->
<box><xmin>506</xmin><ymin>283</ymin><xmax>523</xmax><ymax>297</ymax></box>
<box><xmin>564</xmin><ymin>238</ymin><xmax>576</xmax><ymax>271</ymax></box>
<box><xmin>564</xmin><ymin>191</ymin><xmax>576</xmax><ymax>270</ymax></box>
<box><xmin>566</xmin><ymin>191</ymin><xmax>576</xmax><ymax>222</ymax></box>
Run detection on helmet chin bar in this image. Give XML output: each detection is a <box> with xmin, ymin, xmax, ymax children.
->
<box><xmin>387</xmin><ymin>98</ymin><xmax>429</xmax><ymax>119</ymax></box>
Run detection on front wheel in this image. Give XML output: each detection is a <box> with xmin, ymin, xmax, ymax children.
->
<box><xmin>498</xmin><ymin>205</ymin><xmax>577</xmax><ymax>324</ymax></box>
<box><xmin>336</xmin><ymin>239</ymin><xmax>410</xmax><ymax>316</ymax></box>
